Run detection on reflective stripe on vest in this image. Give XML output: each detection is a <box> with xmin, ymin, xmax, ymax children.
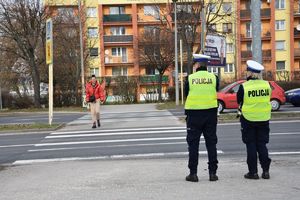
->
<box><xmin>185</xmin><ymin>71</ymin><xmax>217</xmax><ymax>110</ymax></box>
<box><xmin>242</xmin><ymin>80</ymin><xmax>271</xmax><ymax>121</ymax></box>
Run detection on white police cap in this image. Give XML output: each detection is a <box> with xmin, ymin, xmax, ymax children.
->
<box><xmin>246</xmin><ymin>60</ymin><xmax>264</xmax><ymax>73</ymax></box>
<box><xmin>193</xmin><ymin>54</ymin><xmax>211</xmax><ymax>62</ymax></box>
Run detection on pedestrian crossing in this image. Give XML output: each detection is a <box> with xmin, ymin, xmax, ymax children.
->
<box><xmin>13</xmin><ymin>126</ymin><xmax>224</xmax><ymax>165</ymax></box>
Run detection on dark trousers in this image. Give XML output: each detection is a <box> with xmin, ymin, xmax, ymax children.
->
<box><xmin>241</xmin><ymin>117</ymin><xmax>271</xmax><ymax>174</ymax></box>
<box><xmin>186</xmin><ymin>113</ymin><xmax>218</xmax><ymax>175</ymax></box>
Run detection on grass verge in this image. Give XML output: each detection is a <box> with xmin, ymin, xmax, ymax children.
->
<box><xmin>0</xmin><ymin>123</ymin><xmax>62</xmax><ymax>132</ymax></box>
<box><xmin>0</xmin><ymin>106</ymin><xmax>87</xmax><ymax>113</ymax></box>
<box><xmin>156</xmin><ymin>102</ymin><xmax>183</xmax><ymax>110</ymax></box>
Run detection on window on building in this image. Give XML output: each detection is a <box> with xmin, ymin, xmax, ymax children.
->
<box><xmin>275</xmin><ymin>0</ymin><xmax>285</xmax><ymax>9</ymax></box>
<box><xmin>176</xmin><ymin>4</ymin><xmax>192</xmax><ymax>13</ymax></box>
<box><xmin>208</xmin><ymin>23</ymin><xmax>217</xmax><ymax>32</ymax></box>
<box><xmin>223</xmin><ymin>23</ymin><xmax>232</xmax><ymax>33</ymax></box>
<box><xmin>88</xmin><ymin>27</ymin><xmax>98</xmax><ymax>38</ymax></box>
<box><xmin>112</xmin><ymin>67</ymin><xmax>128</xmax><ymax>76</ymax></box>
<box><xmin>146</xmin><ymin>67</ymin><xmax>159</xmax><ymax>75</ymax></box>
<box><xmin>89</xmin><ymin>48</ymin><xmax>99</xmax><ymax>57</ymax></box>
<box><xmin>144</xmin><ymin>26</ymin><xmax>160</xmax><ymax>35</ymax></box>
<box><xmin>226</xmin><ymin>43</ymin><xmax>234</xmax><ymax>53</ymax></box>
<box><xmin>223</xmin><ymin>3</ymin><xmax>232</xmax><ymax>13</ymax></box>
<box><xmin>208</xmin><ymin>67</ymin><xmax>218</xmax><ymax>74</ymax></box>
<box><xmin>90</xmin><ymin>68</ymin><xmax>99</xmax><ymax>76</ymax></box>
<box><xmin>275</xmin><ymin>20</ymin><xmax>285</xmax><ymax>30</ymax></box>
<box><xmin>245</xmin><ymin>1</ymin><xmax>251</xmax><ymax>10</ymax></box>
<box><xmin>57</xmin><ymin>8</ymin><xmax>74</xmax><ymax>17</ymax></box>
<box><xmin>144</xmin><ymin>5</ymin><xmax>160</xmax><ymax>20</ymax></box>
<box><xmin>208</xmin><ymin>3</ymin><xmax>217</xmax><ymax>13</ymax></box>
<box><xmin>246</xmin><ymin>42</ymin><xmax>252</xmax><ymax>51</ymax></box>
<box><xmin>109</xmin><ymin>6</ymin><xmax>125</xmax><ymax>15</ymax></box>
<box><xmin>112</xmin><ymin>47</ymin><xmax>127</xmax><ymax>62</ymax></box>
<box><xmin>87</xmin><ymin>7</ymin><xmax>97</xmax><ymax>18</ymax></box>
<box><xmin>246</xmin><ymin>22</ymin><xmax>252</xmax><ymax>37</ymax></box>
<box><xmin>276</xmin><ymin>41</ymin><xmax>285</xmax><ymax>50</ymax></box>
<box><xmin>110</xmin><ymin>27</ymin><xmax>125</xmax><ymax>35</ymax></box>
<box><xmin>224</xmin><ymin>63</ymin><xmax>234</xmax><ymax>73</ymax></box>
<box><xmin>276</xmin><ymin>61</ymin><xmax>286</xmax><ymax>71</ymax></box>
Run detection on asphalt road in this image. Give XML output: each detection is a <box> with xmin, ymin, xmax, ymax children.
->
<box><xmin>0</xmin><ymin>112</ymin><xmax>85</xmax><ymax>125</ymax></box>
<box><xmin>0</xmin><ymin>108</ymin><xmax>299</xmax><ymax>165</ymax></box>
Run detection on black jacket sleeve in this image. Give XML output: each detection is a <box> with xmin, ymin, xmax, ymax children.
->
<box><xmin>237</xmin><ymin>85</ymin><xmax>244</xmax><ymax>106</ymax></box>
<box><xmin>184</xmin><ymin>76</ymin><xmax>189</xmax><ymax>98</ymax></box>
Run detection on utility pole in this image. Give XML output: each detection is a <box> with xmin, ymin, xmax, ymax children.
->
<box><xmin>78</xmin><ymin>0</ymin><xmax>85</xmax><ymax>107</ymax></box>
<box><xmin>173</xmin><ymin>0</ymin><xmax>179</xmax><ymax>106</ymax></box>
<box><xmin>201</xmin><ymin>1</ymin><xmax>206</xmax><ymax>52</ymax></box>
<box><xmin>251</xmin><ymin>0</ymin><xmax>262</xmax><ymax>64</ymax></box>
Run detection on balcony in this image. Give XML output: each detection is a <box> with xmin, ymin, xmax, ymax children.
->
<box><xmin>294</xmin><ymin>28</ymin><xmax>300</xmax><ymax>38</ymax></box>
<box><xmin>104</xmin><ymin>56</ymin><xmax>134</xmax><ymax>66</ymax></box>
<box><xmin>240</xmin><ymin>31</ymin><xmax>271</xmax><ymax>41</ymax></box>
<box><xmin>241</xmin><ymin>50</ymin><xmax>272</xmax><ymax>61</ymax></box>
<box><xmin>294</xmin><ymin>8</ymin><xmax>300</xmax><ymax>17</ymax></box>
<box><xmin>104</xmin><ymin>35</ymin><xmax>133</xmax><ymax>44</ymax></box>
<box><xmin>240</xmin><ymin>8</ymin><xmax>271</xmax><ymax>21</ymax></box>
<box><xmin>103</xmin><ymin>14</ymin><xmax>132</xmax><ymax>23</ymax></box>
<box><xmin>295</xmin><ymin>48</ymin><xmax>300</xmax><ymax>59</ymax></box>
<box><xmin>139</xmin><ymin>75</ymin><xmax>169</xmax><ymax>85</ymax></box>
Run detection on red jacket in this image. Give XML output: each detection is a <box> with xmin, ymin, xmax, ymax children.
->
<box><xmin>85</xmin><ymin>80</ymin><xmax>106</xmax><ymax>102</ymax></box>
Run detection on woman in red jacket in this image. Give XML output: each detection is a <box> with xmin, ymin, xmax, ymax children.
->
<box><xmin>86</xmin><ymin>75</ymin><xmax>106</xmax><ymax>128</ymax></box>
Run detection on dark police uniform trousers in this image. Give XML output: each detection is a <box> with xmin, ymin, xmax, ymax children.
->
<box><xmin>186</xmin><ymin>109</ymin><xmax>218</xmax><ymax>175</ymax></box>
<box><xmin>240</xmin><ymin>116</ymin><xmax>271</xmax><ymax>174</ymax></box>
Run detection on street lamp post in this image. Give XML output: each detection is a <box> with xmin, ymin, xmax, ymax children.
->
<box><xmin>78</xmin><ymin>0</ymin><xmax>85</xmax><ymax>107</ymax></box>
<box><xmin>173</xmin><ymin>0</ymin><xmax>179</xmax><ymax>106</ymax></box>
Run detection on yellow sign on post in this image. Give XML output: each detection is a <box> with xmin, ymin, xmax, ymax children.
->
<box><xmin>46</xmin><ymin>19</ymin><xmax>53</xmax><ymax>64</ymax></box>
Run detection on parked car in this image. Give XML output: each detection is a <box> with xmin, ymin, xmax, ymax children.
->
<box><xmin>217</xmin><ymin>80</ymin><xmax>286</xmax><ymax>113</ymax></box>
<box><xmin>285</xmin><ymin>88</ymin><xmax>300</xmax><ymax>107</ymax></box>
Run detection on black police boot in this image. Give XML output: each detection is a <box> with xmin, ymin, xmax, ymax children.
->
<box><xmin>244</xmin><ymin>172</ymin><xmax>259</xmax><ymax>179</ymax></box>
<box><xmin>209</xmin><ymin>173</ymin><xmax>219</xmax><ymax>181</ymax></box>
<box><xmin>262</xmin><ymin>171</ymin><xmax>270</xmax><ymax>179</ymax></box>
<box><xmin>185</xmin><ymin>174</ymin><xmax>199</xmax><ymax>182</ymax></box>
<box><xmin>97</xmin><ymin>120</ymin><xmax>101</xmax><ymax>127</ymax></box>
<box><xmin>92</xmin><ymin>122</ymin><xmax>96</xmax><ymax>129</ymax></box>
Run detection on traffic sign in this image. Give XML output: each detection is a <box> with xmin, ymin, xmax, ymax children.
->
<box><xmin>46</xmin><ymin>18</ymin><xmax>53</xmax><ymax>65</ymax></box>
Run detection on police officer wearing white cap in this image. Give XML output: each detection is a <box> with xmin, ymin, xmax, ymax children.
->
<box><xmin>237</xmin><ymin>60</ymin><xmax>272</xmax><ymax>180</ymax></box>
<box><xmin>184</xmin><ymin>54</ymin><xmax>219</xmax><ymax>182</ymax></box>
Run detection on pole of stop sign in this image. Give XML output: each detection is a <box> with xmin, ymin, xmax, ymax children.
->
<box><xmin>46</xmin><ymin>18</ymin><xmax>53</xmax><ymax>126</ymax></box>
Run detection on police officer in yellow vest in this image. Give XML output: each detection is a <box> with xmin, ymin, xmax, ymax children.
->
<box><xmin>237</xmin><ymin>60</ymin><xmax>272</xmax><ymax>180</ymax></box>
<box><xmin>185</xmin><ymin>54</ymin><xmax>219</xmax><ymax>182</ymax></box>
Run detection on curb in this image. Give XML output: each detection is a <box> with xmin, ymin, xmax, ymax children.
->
<box><xmin>0</xmin><ymin>123</ymin><xmax>65</xmax><ymax>135</ymax></box>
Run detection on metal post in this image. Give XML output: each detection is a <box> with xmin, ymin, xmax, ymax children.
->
<box><xmin>49</xmin><ymin>63</ymin><xmax>53</xmax><ymax>125</ymax></box>
<box><xmin>0</xmin><ymin>86</ymin><xmax>2</xmax><ymax>110</ymax></box>
<box><xmin>174</xmin><ymin>0</ymin><xmax>179</xmax><ymax>106</ymax></box>
<box><xmin>78</xmin><ymin>0</ymin><xmax>85</xmax><ymax>107</ymax></box>
<box><xmin>201</xmin><ymin>7</ymin><xmax>206</xmax><ymax>52</ymax></box>
<box><xmin>180</xmin><ymin>39</ymin><xmax>184</xmax><ymax>105</ymax></box>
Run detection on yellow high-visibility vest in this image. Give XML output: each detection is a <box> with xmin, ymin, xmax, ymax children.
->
<box><xmin>242</xmin><ymin>80</ymin><xmax>272</xmax><ymax>121</ymax></box>
<box><xmin>185</xmin><ymin>71</ymin><xmax>217</xmax><ymax>110</ymax></box>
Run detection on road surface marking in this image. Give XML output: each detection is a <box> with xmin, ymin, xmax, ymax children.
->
<box><xmin>47</xmin><ymin>129</ymin><xmax>187</xmax><ymax>139</ymax></box>
<box><xmin>271</xmin><ymin>132</ymin><xmax>300</xmax><ymax>136</ymax></box>
<box><xmin>28</xmin><ymin>141</ymin><xmax>194</xmax><ymax>152</ymax></box>
<box><xmin>51</xmin><ymin>126</ymin><xmax>187</xmax><ymax>135</ymax></box>
<box><xmin>269</xmin><ymin>151</ymin><xmax>300</xmax><ymax>155</ymax></box>
<box><xmin>0</xmin><ymin>144</ymin><xmax>35</xmax><ymax>148</ymax></box>
<box><xmin>13</xmin><ymin>150</ymin><xmax>224</xmax><ymax>165</ymax></box>
<box><xmin>35</xmin><ymin>136</ymin><xmax>187</xmax><ymax>147</ymax></box>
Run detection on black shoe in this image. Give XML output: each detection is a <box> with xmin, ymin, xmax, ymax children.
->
<box><xmin>244</xmin><ymin>173</ymin><xmax>259</xmax><ymax>179</ymax></box>
<box><xmin>92</xmin><ymin>123</ymin><xmax>96</xmax><ymax>129</ymax></box>
<box><xmin>262</xmin><ymin>171</ymin><xmax>270</xmax><ymax>179</ymax></box>
<box><xmin>185</xmin><ymin>174</ymin><xmax>199</xmax><ymax>182</ymax></box>
<box><xmin>97</xmin><ymin>120</ymin><xmax>101</xmax><ymax>127</ymax></box>
<box><xmin>209</xmin><ymin>174</ymin><xmax>219</xmax><ymax>181</ymax></box>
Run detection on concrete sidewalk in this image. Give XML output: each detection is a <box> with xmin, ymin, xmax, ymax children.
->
<box><xmin>0</xmin><ymin>156</ymin><xmax>299</xmax><ymax>200</ymax></box>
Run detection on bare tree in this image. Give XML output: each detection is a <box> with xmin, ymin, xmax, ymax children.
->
<box><xmin>139</xmin><ymin>28</ymin><xmax>175</xmax><ymax>102</ymax></box>
<box><xmin>155</xmin><ymin>0</ymin><xmax>234</xmax><ymax>74</ymax></box>
<box><xmin>0</xmin><ymin>0</ymin><xmax>47</xmax><ymax>107</ymax></box>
